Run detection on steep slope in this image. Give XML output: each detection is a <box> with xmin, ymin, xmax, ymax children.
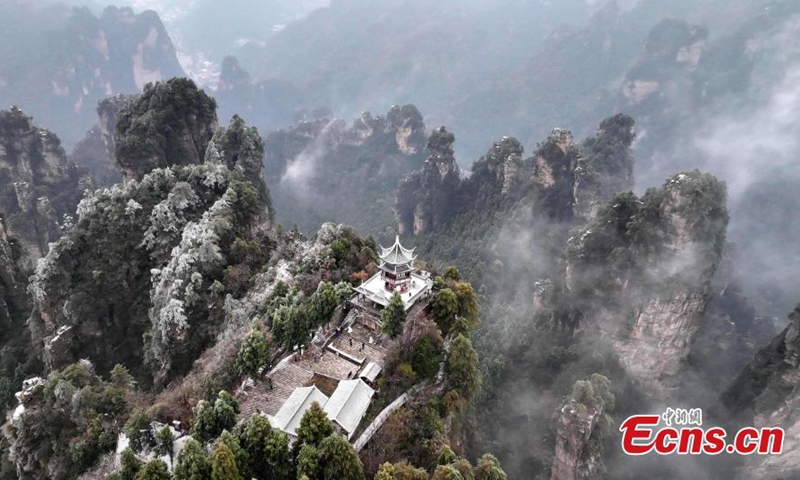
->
<box><xmin>28</xmin><ymin>79</ymin><xmax>272</xmax><ymax>387</ymax></box>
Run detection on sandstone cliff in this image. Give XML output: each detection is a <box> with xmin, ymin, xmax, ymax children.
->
<box><xmin>551</xmin><ymin>375</ymin><xmax>614</xmax><ymax>480</ymax></box>
<box><xmin>396</xmin><ymin>126</ymin><xmax>460</xmax><ymax>235</ymax></box>
<box><xmin>0</xmin><ymin>4</ymin><xmax>184</xmax><ymax>146</ymax></box>
<box><xmin>567</xmin><ymin>171</ymin><xmax>728</xmax><ymax>395</ymax></box>
<box><xmin>722</xmin><ymin>304</ymin><xmax>800</xmax><ymax>479</ymax></box>
<box><xmin>0</xmin><ymin>108</ymin><xmax>85</xmax><ymax>257</ymax></box>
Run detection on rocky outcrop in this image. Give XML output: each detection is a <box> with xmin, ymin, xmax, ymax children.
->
<box><xmin>385</xmin><ymin>105</ymin><xmax>427</xmax><ymax>155</ymax></box>
<box><xmin>0</xmin><ymin>108</ymin><xmax>86</xmax><ymax>257</ymax></box>
<box><xmin>551</xmin><ymin>374</ymin><xmax>614</xmax><ymax>480</ymax></box>
<box><xmin>114</xmin><ymin>78</ymin><xmax>218</xmax><ymax>181</ymax></box>
<box><xmin>573</xmin><ymin>114</ymin><xmax>636</xmax><ymax>222</ymax></box>
<box><xmin>567</xmin><ymin>171</ymin><xmax>728</xmax><ymax>395</ymax></box>
<box><xmin>396</xmin><ymin>127</ymin><xmax>460</xmax><ymax>235</ymax></box>
<box><xmin>28</xmin><ymin>97</ymin><xmax>271</xmax><ymax>381</ymax></box>
<box><xmin>469</xmin><ymin>136</ymin><xmax>526</xmax><ymax>200</ymax></box>
<box><xmin>218</xmin><ymin>56</ymin><xmax>253</xmax><ymax>93</ymax></box>
<box><xmin>96</xmin><ymin>94</ymin><xmax>131</xmax><ymax>165</ymax></box>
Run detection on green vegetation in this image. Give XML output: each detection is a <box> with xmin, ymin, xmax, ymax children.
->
<box><xmin>382</xmin><ymin>293</ymin><xmax>407</xmax><ymax>338</ymax></box>
<box><xmin>210</xmin><ymin>443</ymin><xmax>240</xmax><ymax>480</ymax></box>
<box><xmin>235</xmin><ymin>328</ymin><xmax>271</xmax><ymax>379</ymax></box>
<box><xmin>115</xmin><ymin>78</ymin><xmax>217</xmax><ymax>179</ymax></box>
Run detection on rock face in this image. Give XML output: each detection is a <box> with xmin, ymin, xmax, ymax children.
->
<box><xmin>722</xmin><ymin>304</ymin><xmax>800</xmax><ymax>479</ymax></box>
<box><xmin>0</xmin><ymin>214</ymin><xmax>28</xmax><ymax>338</ymax></box>
<box><xmin>396</xmin><ymin>126</ymin><xmax>460</xmax><ymax>235</ymax></box>
<box><xmin>619</xmin><ymin>19</ymin><xmax>707</xmax><ymax>106</ymax></box>
<box><xmin>567</xmin><ymin>171</ymin><xmax>728</xmax><ymax>395</ymax></box>
<box><xmin>0</xmin><ymin>4</ymin><xmax>184</xmax><ymax>145</ymax></box>
<box><xmin>114</xmin><ymin>78</ymin><xmax>218</xmax><ymax>181</ymax></box>
<box><xmin>0</xmin><ymin>108</ymin><xmax>85</xmax><ymax>257</ymax></box>
<box><xmin>551</xmin><ymin>375</ymin><xmax>614</xmax><ymax>480</ymax></box>
<box><xmin>263</xmin><ymin>105</ymin><xmax>426</xmax><ymax>236</ymax></box>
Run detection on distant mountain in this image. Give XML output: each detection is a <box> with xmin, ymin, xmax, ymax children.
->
<box><xmin>0</xmin><ymin>2</ymin><xmax>184</xmax><ymax>146</ymax></box>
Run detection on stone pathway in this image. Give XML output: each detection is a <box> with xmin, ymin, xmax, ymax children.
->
<box><xmin>238</xmin><ymin>362</ymin><xmax>313</xmax><ymax>418</ymax></box>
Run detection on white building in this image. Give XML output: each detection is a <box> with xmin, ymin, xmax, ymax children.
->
<box><xmin>354</xmin><ymin>236</ymin><xmax>432</xmax><ymax>311</ymax></box>
<box><xmin>323</xmin><ymin>379</ymin><xmax>375</xmax><ymax>440</ymax></box>
<box><xmin>273</xmin><ymin>379</ymin><xmax>375</xmax><ymax>441</ymax></box>
<box><xmin>270</xmin><ymin>386</ymin><xmax>330</xmax><ymax>438</ymax></box>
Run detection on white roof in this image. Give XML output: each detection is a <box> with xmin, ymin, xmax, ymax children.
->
<box><xmin>354</xmin><ymin>271</ymin><xmax>432</xmax><ymax>311</ymax></box>
<box><xmin>379</xmin><ymin>236</ymin><xmax>416</xmax><ymax>265</ymax></box>
<box><xmin>323</xmin><ymin>379</ymin><xmax>374</xmax><ymax>437</ymax></box>
<box><xmin>359</xmin><ymin>362</ymin><xmax>382</xmax><ymax>383</ymax></box>
<box><xmin>271</xmin><ymin>386</ymin><xmax>329</xmax><ymax>436</ymax></box>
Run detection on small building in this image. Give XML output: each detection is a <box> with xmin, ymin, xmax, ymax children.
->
<box><xmin>354</xmin><ymin>236</ymin><xmax>432</xmax><ymax>312</ymax></box>
<box><xmin>323</xmin><ymin>379</ymin><xmax>375</xmax><ymax>440</ymax></box>
<box><xmin>359</xmin><ymin>362</ymin><xmax>382</xmax><ymax>384</ymax></box>
<box><xmin>271</xmin><ymin>386</ymin><xmax>329</xmax><ymax>438</ymax></box>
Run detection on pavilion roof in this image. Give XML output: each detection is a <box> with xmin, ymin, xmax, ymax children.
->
<box><xmin>379</xmin><ymin>236</ymin><xmax>416</xmax><ymax>265</ymax></box>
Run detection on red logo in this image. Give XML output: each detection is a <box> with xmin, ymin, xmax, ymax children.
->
<box><xmin>620</xmin><ymin>408</ymin><xmax>784</xmax><ymax>455</ymax></box>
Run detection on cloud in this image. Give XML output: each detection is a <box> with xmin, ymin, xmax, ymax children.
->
<box><xmin>697</xmin><ymin>65</ymin><xmax>800</xmax><ymax>202</ymax></box>
<box><xmin>280</xmin><ymin>120</ymin><xmax>335</xmax><ymax>194</ymax></box>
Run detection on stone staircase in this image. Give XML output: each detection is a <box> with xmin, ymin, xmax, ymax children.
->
<box><xmin>238</xmin><ymin>363</ymin><xmax>314</xmax><ymax>419</ymax></box>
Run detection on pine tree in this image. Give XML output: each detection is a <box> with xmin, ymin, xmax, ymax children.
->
<box><xmin>381</xmin><ymin>293</ymin><xmax>406</xmax><ymax>338</ymax></box>
<box><xmin>133</xmin><ymin>459</ymin><xmax>170</xmax><ymax>480</ymax></box>
<box><xmin>294</xmin><ymin>401</ymin><xmax>334</xmax><ymax>453</ymax></box>
<box><xmin>190</xmin><ymin>400</ymin><xmax>217</xmax><ymax>444</ymax></box>
<box><xmin>296</xmin><ymin>444</ymin><xmax>321</xmax><ymax>480</ymax></box>
<box><xmin>446</xmin><ymin>334</ymin><xmax>481</xmax><ymax>401</ymax></box>
<box><xmin>123</xmin><ymin>409</ymin><xmax>152</xmax><ymax>452</ymax></box>
<box><xmin>154</xmin><ymin>425</ymin><xmax>175</xmax><ymax>459</ymax></box>
<box><xmin>452</xmin><ymin>458</ymin><xmax>475</xmax><ymax>480</ymax></box>
<box><xmin>215</xmin><ymin>430</ymin><xmax>249</xmax><ymax>479</ymax></box>
<box><xmin>392</xmin><ymin>461</ymin><xmax>429</xmax><ymax>480</ymax></box>
<box><xmin>213</xmin><ymin>390</ymin><xmax>241</xmax><ymax>435</ymax></box>
<box><xmin>264</xmin><ymin>429</ymin><xmax>294</xmax><ymax>480</ymax></box>
<box><xmin>310</xmin><ymin>281</ymin><xmax>339</xmax><ymax>327</ymax></box>
<box><xmin>173</xmin><ymin>438</ymin><xmax>211</xmax><ymax>480</ymax></box>
<box><xmin>111</xmin><ymin>448</ymin><xmax>141</xmax><ymax>480</ymax></box>
<box><xmin>374</xmin><ymin>462</ymin><xmax>396</xmax><ymax>480</ymax></box>
<box><xmin>317</xmin><ymin>434</ymin><xmax>365</xmax><ymax>480</ymax></box>
<box><xmin>234</xmin><ymin>414</ymin><xmax>272</xmax><ymax>475</ymax></box>
<box><xmin>436</xmin><ymin>444</ymin><xmax>457</xmax><ymax>465</ymax></box>
<box><xmin>211</xmin><ymin>443</ymin><xmax>240</xmax><ymax>480</ymax></box>
<box><xmin>432</xmin><ymin>464</ymin><xmax>465</xmax><ymax>480</ymax></box>
<box><xmin>475</xmin><ymin>454</ymin><xmax>507</xmax><ymax>480</ymax></box>
<box><xmin>432</xmin><ymin>288</ymin><xmax>459</xmax><ymax>334</ymax></box>
<box><xmin>235</xmin><ymin>328</ymin><xmax>270</xmax><ymax>379</ymax></box>
<box><xmin>454</xmin><ymin>283</ymin><xmax>479</xmax><ymax>328</ymax></box>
